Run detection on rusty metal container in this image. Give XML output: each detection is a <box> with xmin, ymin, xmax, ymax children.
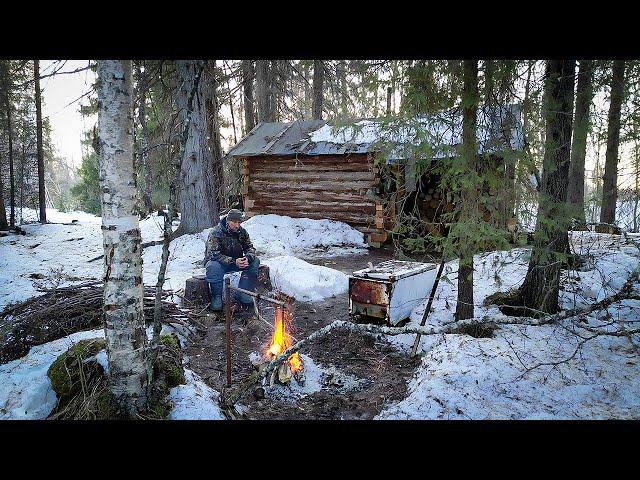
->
<box><xmin>349</xmin><ymin>260</ymin><xmax>437</xmax><ymax>326</ymax></box>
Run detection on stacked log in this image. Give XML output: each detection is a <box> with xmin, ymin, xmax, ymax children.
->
<box><xmin>242</xmin><ymin>154</ymin><xmax>385</xmax><ymax>241</ymax></box>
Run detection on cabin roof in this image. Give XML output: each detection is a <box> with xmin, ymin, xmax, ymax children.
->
<box><xmin>226</xmin><ymin>104</ymin><xmax>525</xmax><ymax>162</ymax></box>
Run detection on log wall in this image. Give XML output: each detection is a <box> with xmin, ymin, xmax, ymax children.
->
<box><xmin>242</xmin><ymin>154</ymin><xmax>387</xmax><ymax>244</ymax></box>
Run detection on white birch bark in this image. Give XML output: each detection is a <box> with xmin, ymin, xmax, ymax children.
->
<box><xmin>97</xmin><ymin>60</ymin><xmax>148</xmax><ymax>416</ymax></box>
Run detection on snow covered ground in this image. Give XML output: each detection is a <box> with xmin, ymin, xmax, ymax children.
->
<box><xmin>0</xmin><ymin>208</ymin><xmax>367</xmax><ymax>419</ymax></box>
<box><xmin>263</xmin><ymin>255</ymin><xmax>349</xmax><ymax>302</ymax></box>
<box><xmin>0</xmin><ymin>323</ymin><xmax>226</xmax><ymax>420</ymax></box>
<box><xmin>0</xmin><ymin>328</ymin><xmax>106</xmax><ymax>419</ymax></box>
<box><xmin>3</xmin><ymin>207</ymin><xmax>639</xmax><ymax>419</ymax></box>
<box><xmin>242</xmin><ymin>214</ymin><xmax>367</xmax><ymax>257</ymax></box>
<box><xmin>377</xmin><ymin>231</ymin><xmax>640</xmax><ymax>419</ymax></box>
<box><xmin>1</xmin><ymin>208</ymin><xmax>363</xmax><ymax>310</ymax></box>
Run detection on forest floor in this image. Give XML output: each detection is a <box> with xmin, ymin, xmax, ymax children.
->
<box><xmin>186</xmin><ymin>247</ymin><xmax>427</xmax><ymax>420</ymax></box>
<box><xmin>2</xmin><ymin>208</ymin><xmax>639</xmax><ymax>420</ymax></box>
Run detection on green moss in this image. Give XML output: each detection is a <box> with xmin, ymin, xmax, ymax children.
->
<box><xmin>48</xmin><ymin>338</ymin><xmax>106</xmax><ymax>398</ymax></box>
<box><xmin>159</xmin><ymin>333</ymin><xmax>179</xmax><ymax>349</ymax></box>
<box><xmin>145</xmin><ymin>398</ymin><xmax>173</xmax><ymax>420</ymax></box>
<box><xmin>145</xmin><ymin>332</ymin><xmax>186</xmax><ymax>419</ymax></box>
<box><xmin>47</xmin><ymin>333</ymin><xmax>187</xmax><ymax>420</ymax></box>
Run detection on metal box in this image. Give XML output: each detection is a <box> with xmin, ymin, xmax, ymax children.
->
<box><xmin>349</xmin><ymin>260</ymin><xmax>437</xmax><ymax>326</ymax></box>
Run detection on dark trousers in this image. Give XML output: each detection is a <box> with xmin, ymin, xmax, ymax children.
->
<box><xmin>205</xmin><ymin>257</ymin><xmax>260</xmax><ymax>304</ymax></box>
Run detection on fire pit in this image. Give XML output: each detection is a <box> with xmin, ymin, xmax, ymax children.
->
<box><xmin>252</xmin><ymin>305</ymin><xmax>305</xmax><ymax>387</ymax></box>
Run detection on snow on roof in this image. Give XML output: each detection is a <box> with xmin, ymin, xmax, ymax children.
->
<box><xmin>225</xmin><ymin>105</ymin><xmax>525</xmax><ymax>161</ymax></box>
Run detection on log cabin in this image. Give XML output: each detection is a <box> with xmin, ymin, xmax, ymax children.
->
<box><xmin>225</xmin><ymin>105</ymin><xmax>525</xmax><ymax>247</ymax></box>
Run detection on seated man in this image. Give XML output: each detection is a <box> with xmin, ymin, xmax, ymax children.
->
<box><xmin>203</xmin><ymin>209</ymin><xmax>260</xmax><ymax>311</ymax></box>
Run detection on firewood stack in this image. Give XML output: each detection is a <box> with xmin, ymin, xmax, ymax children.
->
<box><xmin>416</xmin><ymin>188</ymin><xmax>454</xmax><ymax>237</ymax></box>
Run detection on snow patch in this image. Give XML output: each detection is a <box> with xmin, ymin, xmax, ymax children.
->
<box><xmin>0</xmin><ymin>329</ymin><xmax>105</xmax><ymax>420</ymax></box>
<box><xmin>242</xmin><ymin>214</ymin><xmax>366</xmax><ymax>257</ymax></box>
<box><xmin>377</xmin><ymin>232</ymin><xmax>640</xmax><ymax>419</ymax></box>
<box><xmin>263</xmin><ymin>255</ymin><xmax>348</xmax><ymax>302</ymax></box>
<box><xmin>168</xmin><ymin>368</ymin><xmax>225</xmax><ymax>420</ymax></box>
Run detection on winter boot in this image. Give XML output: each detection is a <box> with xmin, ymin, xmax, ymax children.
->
<box><xmin>210</xmin><ymin>295</ymin><xmax>223</xmax><ymax>312</ymax></box>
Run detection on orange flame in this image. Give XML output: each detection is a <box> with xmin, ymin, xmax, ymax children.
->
<box><xmin>267</xmin><ymin>306</ymin><xmax>303</xmax><ymax>373</ymax></box>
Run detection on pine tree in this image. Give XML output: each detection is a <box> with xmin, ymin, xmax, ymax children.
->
<box><xmin>312</xmin><ymin>59</ymin><xmax>324</xmax><ymax>120</ymax></box>
<box><xmin>242</xmin><ymin>60</ymin><xmax>255</xmax><ymax>133</ymax></box>
<box><xmin>174</xmin><ymin>60</ymin><xmax>220</xmax><ymax>235</ymax></box>
<box><xmin>455</xmin><ymin>59</ymin><xmax>479</xmax><ymax>321</ymax></box>
<box><xmin>34</xmin><ymin>59</ymin><xmax>46</xmax><ymax>223</ymax></box>
<box><xmin>516</xmin><ymin>60</ymin><xmax>576</xmax><ymax>314</ymax></box>
<box><xmin>256</xmin><ymin>60</ymin><xmax>275</xmax><ymax>122</ymax></box>
<box><xmin>600</xmin><ymin>60</ymin><xmax>627</xmax><ymax>227</ymax></box>
<box><xmin>567</xmin><ymin>60</ymin><xmax>595</xmax><ymax>225</ymax></box>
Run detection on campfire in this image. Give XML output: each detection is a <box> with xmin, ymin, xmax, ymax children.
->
<box><xmin>255</xmin><ymin>305</ymin><xmax>305</xmax><ymax>387</ymax></box>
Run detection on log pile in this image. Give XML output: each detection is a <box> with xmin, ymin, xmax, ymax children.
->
<box><xmin>0</xmin><ymin>281</ymin><xmax>204</xmax><ymax>364</ymax></box>
<box><xmin>415</xmin><ymin>188</ymin><xmax>454</xmax><ymax>237</ymax></box>
<box><xmin>242</xmin><ymin>154</ymin><xmax>386</xmax><ymax>244</ymax></box>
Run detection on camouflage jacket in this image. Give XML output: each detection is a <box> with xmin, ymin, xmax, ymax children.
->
<box><xmin>204</xmin><ymin>218</ymin><xmax>257</xmax><ymax>266</ymax></box>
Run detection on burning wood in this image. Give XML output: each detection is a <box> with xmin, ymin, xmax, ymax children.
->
<box><xmin>252</xmin><ymin>306</ymin><xmax>305</xmax><ymax>387</ymax></box>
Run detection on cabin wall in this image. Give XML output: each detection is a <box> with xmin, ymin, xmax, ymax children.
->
<box><xmin>242</xmin><ymin>153</ymin><xmax>387</xmax><ymax>244</ymax></box>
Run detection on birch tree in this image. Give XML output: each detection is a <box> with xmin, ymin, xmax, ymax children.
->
<box><xmin>174</xmin><ymin>60</ymin><xmax>219</xmax><ymax>235</ymax></box>
<box><xmin>97</xmin><ymin>60</ymin><xmax>148</xmax><ymax>416</ymax></box>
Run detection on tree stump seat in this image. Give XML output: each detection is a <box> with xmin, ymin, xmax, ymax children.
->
<box><xmin>184</xmin><ymin>264</ymin><xmax>272</xmax><ymax>305</ymax></box>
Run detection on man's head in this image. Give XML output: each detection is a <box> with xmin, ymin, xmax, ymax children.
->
<box><xmin>226</xmin><ymin>209</ymin><xmax>244</xmax><ymax>231</ymax></box>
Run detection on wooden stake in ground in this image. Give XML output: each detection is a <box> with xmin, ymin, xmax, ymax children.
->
<box><xmin>411</xmin><ymin>258</ymin><xmax>446</xmax><ymax>357</ymax></box>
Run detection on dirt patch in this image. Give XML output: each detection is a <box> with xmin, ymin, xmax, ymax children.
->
<box><xmin>186</xmin><ymin>248</ymin><xmax>425</xmax><ymax>420</ymax></box>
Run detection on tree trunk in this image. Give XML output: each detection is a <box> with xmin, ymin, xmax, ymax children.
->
<box><xmin>600</xmin><ymin>60</ymin><xmax>626</xmax><ymax>225</ymax></box>
<box><xmin>97</xmin><ymin>60</ymin><xmax>148</xmax><ymax>416</ymax></box>
<box><xmin>34</xmin><ymin>60</ymin><xmax>46</xmax><ymax>223</ymax></box>
<box><xmin>0</xmin><ymin>65</ymin><xmax>7</xmax><ymax>230</ymax></box>
<box><xmin>455</xmin><ymin>59</ymin><xmax>479</xmax><ymax>322</ymax></box>
<box><xmin>566</xmin><ymin>60</ymin><xmax>594</xmax><ymax>224</ymax></box>
<box><xmin>2</xmin><ymin>61</ymin><xmax>15</xmax><ymax>228</ymax></box>
<box><xmin>0</xmin><ymin>156</ymin><xmax>7</xmax><ymax>229</ymax></box>
<box><xmin>20</xmin><ymin>139</ymin><xmax>25</xmax><ymax>223</ymax></box>
<box><xmin>242</xmin><ymin>60</ymin><xmax>255</xmax><ymax>133</ymax></box>
<box><xmin>205</xmin><ymin>61</ymin><xmax>225</xmax><ymax>211</ymax></box>
<box><xmin>256</xmin><ymin>60</ymin><xmax>275</xmax><ymax>122</ymax></box>
<box><xmin>484</xmin><ymin>59</ymin><xmax>495</xmax><ymax>104</ymax></box>
<box><xmin>303</xmin><ymin>61</ymin><xmax>312</xmax><ymax>119</ymax></box>
<box><xmin>517</xmin><ymin>60</ymin><xmax>576</xmax><ymax>314</ymax></box>
<box><xmin>174</xmin><ymin>60</ymin><xmax>219</xmax><ymax>235</ymax></box>
<box><xmin>136</xmin><ymin>61</ymin><xmax>153</xmax><ymax>215</ymax></box>
<box><xmin>337</xmin><ymin>60</ymin><xmax>347</xmax><ymax>116</ymax></box>
<box><xmin>312</xmin><ymin>59</ymin><xmax>324</xmax><ymax>120</ymax></box>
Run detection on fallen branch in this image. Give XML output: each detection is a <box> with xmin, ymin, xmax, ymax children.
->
<box><xmin>88</xmin><ymin>239</ymin><xmax>168</xmax><ymax>263</ymax></box>
<box><xmin>222</xmin><ymin>268</ymin><xmax>640</xmax><ymax>408</ymax></box>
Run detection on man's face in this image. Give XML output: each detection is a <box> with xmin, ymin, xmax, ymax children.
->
<box><xmin>227</xmin><ymin>219</ymin><xmax>241</xmax><ymax>231</ymax></box>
